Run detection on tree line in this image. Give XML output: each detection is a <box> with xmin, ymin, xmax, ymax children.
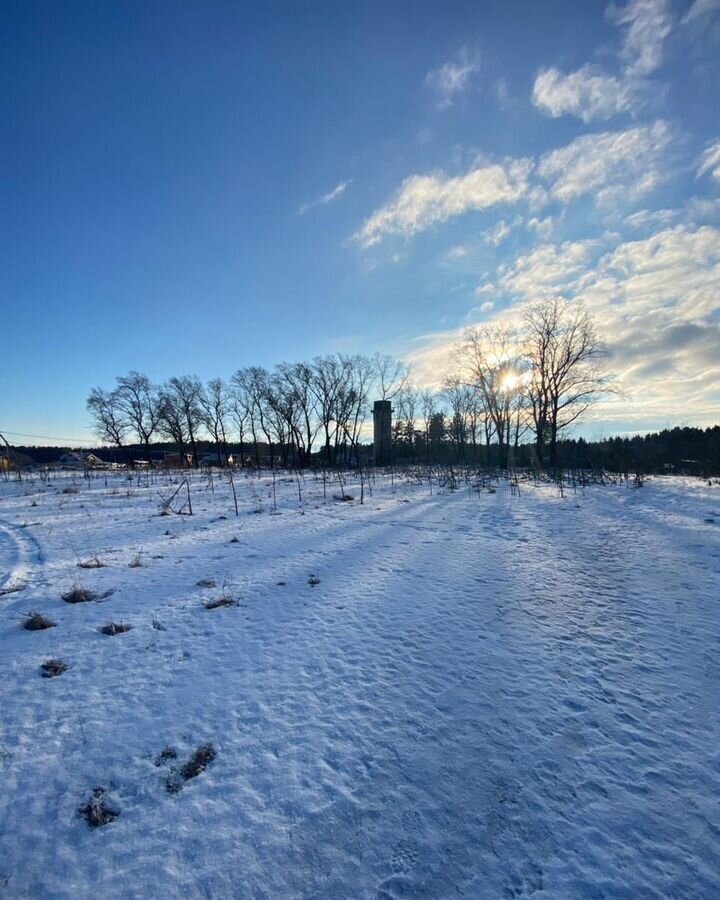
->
<box><xmin>558</xmin><ymin>427</ymin><xmax>720</xmax><ymax>475</ymax></box>
<box><xmin>11</xmin><ymin>426</ymin><xmax>718</xmax><ymax>475</ymax></box>
<box><xmin>87</xmin><ymin>299</ymin><xmax>612</xmax><ymax>469</ymax></box>
<box><xmin>87</xmin><ymin>353</ymin><xmax>410</xmax><ymax>469</ymax></box>
<box><xmin>389</xmin><ymin>298</ymin><xmax>611</xmax><ymax>468</ymax></box>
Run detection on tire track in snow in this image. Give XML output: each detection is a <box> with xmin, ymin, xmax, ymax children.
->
<box><xmin>0</xmin><ymin>518</ymin><xmax>45</xmax><ymax>594</ymax></box>
<box><xmin>483</xmin><ymin>484</ymin><xmax>720</xmax><ymax>899</ymax></box>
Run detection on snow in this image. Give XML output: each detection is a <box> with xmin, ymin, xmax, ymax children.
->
<box><xmin>0</xmin><ymin>469</ymin><xmax>719</xmax><ymax>898</ymax></box>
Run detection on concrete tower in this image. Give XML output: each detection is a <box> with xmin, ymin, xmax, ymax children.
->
<box><xmin>373</xmin><ymin>400</ymin><xmax>392</xmax><ymax>465</ymax></box>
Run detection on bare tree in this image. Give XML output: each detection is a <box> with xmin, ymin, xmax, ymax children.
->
<box><xmin>232</xmin><ymin>367</ymin><xmax>274</xmax><ymax>467</ymax></box>
<box><xmin>264</xmin><ymin>374</ymin><xmax>298</xmax><ymax>467</ymax></box>
<box><xmin>373</xmin><ymin>352</ymin><xmax>410</xmax><ymax>401</ymax></box>
<box><xmin>395</xmin><ymin>385</ymin><xmax>420</xmax><ymax>460</ymax></box>
<box><xmin>335</xmin><ymin>354</ymin><xmax>373</xmax><ymax>465</ymax></box>
<box><xmin>166</xmin><ymin>376</ymin><xmax>205</xmax><ymax>468</ymax></box>
<box><xmin>420</xmin><ymin>389</ymin><xmax>437</xmax><ymax>463</ymax></box>
<box><xmin>114</xmin><ymin>372</ymin><xmax>161</xmax><ymax>466</ymax></box>
<box><xmin>310</xmin><ymin>355</ymin><xmax>345</xmax><ymax>464</ymax></box>
<box><xmin>524</xmin><ymin>298</ymin><xmax>610</xmax><ymax>468</ymax></box>
<box><xmin>442</xmin><ymin>377</ymin><xmax>478</xmax><ymax>461</ymax></box>
<box><xmin>200</xmin><ymin>378</ymin><xmax>231</xmax><ymax>465</ymax></box>
<box><xmin>228</xmin><ymin>384</ymin><xmax>251</xmax><ymax>467</ymax></box>
<box><xmin>86</xmin><ymin>387</ymin><xmax>131</xmax><ymax>462</ymax></box>
<box><xmin>158</xmin><ymin>386</ymin><xmax>189</xmax><ymax>466</ymax></box>
<box><xmin>456</xmin><ymin>326</ymin><xmax>526</xmax><ymax>469</ymax></box>
<box><xmin>275</xmin><ymin>362</ymin><xmax>320</xmax><ymax>466</ymax></box>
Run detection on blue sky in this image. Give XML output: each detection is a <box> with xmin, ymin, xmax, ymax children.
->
<box><xmin>2</xmin><ymin>0</ymin><xmax>719</xmax><ymax>445</ymax></box>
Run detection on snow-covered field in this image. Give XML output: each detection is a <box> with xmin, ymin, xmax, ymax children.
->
<box><xmin>0</xmin><ymin>469</ymin><xmax>719</xmax><ymax>899</ymax></box>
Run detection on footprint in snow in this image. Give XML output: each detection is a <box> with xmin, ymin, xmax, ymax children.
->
<box><xmin>391</xmin><ymin>839</ymin><xmax>419</xmax><ymax>874</ymax></box>
<box><xmin>401</xmin><ymin>809</ymin><xmax>422</xmax><ymax>833</ymax></box>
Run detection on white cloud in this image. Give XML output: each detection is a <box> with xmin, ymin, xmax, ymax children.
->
<box><xmin>474</xmin><ymin>283</ymin><xmax>494</xmax><ymax>296</ymax></box>
<box><xmin>697</xmin><ymin>140</ymin><xmax>720</xmax><ymax>182</ymax></box>
<box><xmin>491</xmin><ymin>227</ymin><xmax>720</xmax><ymax>396</ymax></box>
<box><xmin>353</xmin><ymin>123</ymin><xmax>676</xmax><ymax>249</ymax></box>
<box><xmin>537</xmin><ymin>121</ymin><xmax>674</xmax><ymax>204</ymax></box>
<box><xmin>532</xmin><ymin>0</ymin><xmax>673</xmax><ymax>123</ymax></box>
<box><xmin>425</xmin><ymin>48</ymin><xmax>480</xmax><ymax>107</ymax></box>
<box><xmin>403</xmin><ymin>224</ymin><xmax>720</xmax><ymax>427</ymax></box>
<box><xmin>483</xmin><ymin>220</ymin><xmax>512</xmax><ymax>246</ymax></box>
<box><xmin>532</xmin><ymin>66</ymin><xmax>633</xmax><ymax>122</ymax></box>
<box><xmin>493</xmin><ymin>78</ymin><xmax>511</xmax><ymax>110</ymax></box>
<box><xmin>624</xmin><ymin>208</ymin><xmax>677</xmax><ymax>228</ymax></box>
<box><xmin>299</xmin><ymin>179</ymin><xmax>352</xmax><ymax>215</ymax></box>
<box><xmin>497</xmin><ymin>238</ymin><xmax>603</xmax><ymax>298</ymax></box>
<box><xmin>686</xmin><ymin>195</ymin><xmax>720</xmax><ymax>222</ymax></box>
<box><xmin>353</xmin><ymin>159</ymin><xmax>532</xmax><ymax>247</ymax></box>
<box><xmin>589</xmin><ymin>224</ymin><xmax>720</xmax><ymax>320</ymax></box>
<box><xmin>610</xmin><ymin>0</ymin><xmax>673</xmax><ymax>77</ymax></box>
<box><xmin>682</xmin><ymin>0</ymin><xmax>720</xmax><ymax>25</ymax></box>
<box><xmin>446</xmin><ymin>245</ymin><xmax>468</xmax><ymax>259</ymax></box>
<box><xmin>527</xmin><ymin>216</ymin><xmax>554</xmax><ymax>240</ymax></box>
<box><xmin>488</xmin><ymin>224</ymin><xmax>720</xmax><ymax>324</ymax></box>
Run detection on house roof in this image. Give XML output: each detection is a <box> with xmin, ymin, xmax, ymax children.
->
<box><xmin>2</xmin><ymin>450</ymin><xmax>36</xmax><ymax>467</ymax></box>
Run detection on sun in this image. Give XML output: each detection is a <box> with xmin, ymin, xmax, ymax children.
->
<box><xmin>499</xmin><ymin>371</ymin><xmax>521</xmax><ymax>392</ymax></box>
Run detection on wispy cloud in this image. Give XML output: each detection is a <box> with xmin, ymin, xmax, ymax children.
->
<box><xmin>537</xmin><ymin>121</ymin><xmax>675</xmax><ymax>204</ymax></box>
<box><xmin>299</xmin><ymin>179</ymin><xmax>352</xmax><ymax>215</ymax></box>
<box><xmin>354</xmin><ymin>122</ymin><xmax>675</xmax><ymax>247</ymax></box>
<box><xmin>682</xmin><ymin>0</ymin><xmax>720</xmax><ymax>25</ymax></box>
<box><xmin>532</xmin><ymin>0</ymin><xmax>672</xmax><ymax>122</ymax></box>
<box><xmin>624</xmin><ymin>207</ymin><xmax>678</xmax><ymax>228</ymax></box>
<box><xmin>496</xmin><ymin>237</ymin><xmax>603</xmax><ymax>298</ymax></box>
<box><xmin>610</xmin><ymin>0</ymin><xmax>673</xmax><ymax>77</ymax></box>
<box><xmin>532</xmin><ymin>66</ymin><xmax>634</xmax><ymax>123</ymax></box>
<box><xmin>697</xmin><ymin>140</ymin><xmax>720</xmax><ymax>182</ymax></box>
<box><xmin>483</xmin><ymin>220</ymin><xmax>512</xmax><ymax>246</ymax></box>
<box><xmin>353</xmin><ymin>159</ymin><xmax>532</xmax><ymax>247</ymax></box>
<box><xmin>526</xmin><ymin>216</ymin><xmax>554</xmax><ymax>239</ymax></box>
<box><xmin>402</xmin><ymin>223</ymin><xmax>720</xmax><ymax>427</ymax></box>
<box><xmin>425</xmin><ymin>47</ymin><xmax>480</xmax><ymax>107</ymax></box>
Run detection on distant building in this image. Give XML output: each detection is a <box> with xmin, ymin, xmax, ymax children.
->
<box><xmin>373</xmin><ymin>400</ymin><xmax>392</xmax><ymax>465</ymax></box>
<box><xmin>198</xmin><ymin>451</ymin><xmax>234</xmax><ymax>467</ymax></box>
<box><xmin>0</xmin><ymin>450</ymin><xmax>36</xmax><ymax>471</ymax></box>
<box><xmin>58</xmin><ymin>451</ymin><xmax>103</xmax><ymax>468</ymax></box>
<box><xmin>157</xmin><ymin>451</ymin><xmax>193</xmax><ymax>468</ymax></box>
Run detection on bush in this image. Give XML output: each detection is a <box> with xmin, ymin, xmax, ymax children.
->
<box><xmin>23</xmin><ymin>612</ymin><xmax>56</xmax><ymax>631</ymax></box>
<box><xmin>40</xmin><ymin>659</ymin><xmax>68</xmax><ymax>678</ymax></box>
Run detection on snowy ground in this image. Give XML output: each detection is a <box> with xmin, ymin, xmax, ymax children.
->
<box><xmin>0</xmin><ymin>468</ymin><xmax>719</xmax><ymax>899</ymax></box>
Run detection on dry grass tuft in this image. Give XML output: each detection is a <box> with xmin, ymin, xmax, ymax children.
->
<box><xmin>77</xmin><ymin>556</ymin><xmax>106</xmax><ymax>569</ymax></box>
<box><xmin>23</xmin><ymin>612</ymin><xmax>56</xmax><ymax>631</ymax></box>
<box><xmin>181</xmin><ymin>744</ymin><xmax>216</xmax><ymax>780</ymax></box>
<box><xmin>100</xmin><ymin>622</ymin><xmax>132</xmax><ymax>636</ymax></box>
<box><xmin>166</xmin><ymin>744</ymin><xmax>216</xmax><ymax>793</ymax></box>
<box><xmin>154</xmin><ymin>746</ymin><xmax>178</xmax><ymax>767</ymax></box>
<box><xmin>0</xmin><ymin>581</ymin><xmax>26</xmax><ymax>596</ymax></box>
<box><xmin>40</xmin><ymin>659</ymin><xmax>68</xmax><ymax>678</ymax></box>
<box><xmin>204</xmin><ymin>597</ymin><xmax>237</xmax><ymax>610</ymax></box>
<box><xmin>62</xmin><ymin>585</ymin><xmax>97</xmax><ymax>603</ymax></box>
<box><xmin>78</xmin><ymin>787</ymin><xmax>119</xmax><ymax>827</ymax></box>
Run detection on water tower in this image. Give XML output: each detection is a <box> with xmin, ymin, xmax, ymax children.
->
<box><xmin>373</xmin><ymin>400</ymin><xmax>392</xmax><ymax>465</ymax></box>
